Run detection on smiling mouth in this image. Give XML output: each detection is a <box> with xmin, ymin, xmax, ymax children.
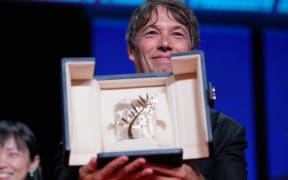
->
<box><xmin>0</xmin><ymin>172</ymin><xmax>12</xmax><ymax>178</ymax></box>
<box><xmin>152</xmin><ymin>56</ymin><xmax>171</xmax><ymax>62</ymax></box>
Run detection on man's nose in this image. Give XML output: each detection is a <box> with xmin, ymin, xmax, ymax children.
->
<box><xmin>159</xmin><ymin>35</ymin><xmax>171</xmax><ymax>50</ymax></box>
<box><xmin>162</xmin><ymin>41</ymin><xmax>169</xmax><ymax>48</ymax></box>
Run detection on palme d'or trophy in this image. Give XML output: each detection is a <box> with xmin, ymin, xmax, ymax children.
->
<box><xmin>114</xmin><ymin>94</ymin><xmax>158</xmax><ymax>141</ymax></box>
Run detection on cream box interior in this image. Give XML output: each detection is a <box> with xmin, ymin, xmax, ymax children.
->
<box><xmin>61</xmin><ymin>50</ymin><xmax>213</xmax><ymax>166</ymax></box>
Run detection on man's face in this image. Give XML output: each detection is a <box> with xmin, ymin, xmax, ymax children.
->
<box><xmin>128</xmin><ymin>5</ymin><xmax>193</xmax><ymax>73</ymax></box>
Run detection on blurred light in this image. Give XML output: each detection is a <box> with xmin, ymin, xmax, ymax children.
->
<box><xmin>100</xmin><ymin>0</ymin><xmax>145</xmax><ymax>5</ymax></box>
<box><xmin>277</xmin><ymin>0</ymin><xmax>288</xmax><ymax>14</ymax></box>
<box><xmin>28</xmin><ymin>0</ymin><xmax>288</xmax><ymax>15</ymax></box>
<box><xmin>36</xmin><ymin>0</ymin><xmax>95</xmax><ymax>3</ymax></box>
<box><xmin>188</xmin><ymin>0</ymin><xmax>274</xmax><ymax>12</ymax></box>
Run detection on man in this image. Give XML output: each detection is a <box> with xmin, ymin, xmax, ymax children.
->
<box><xmin>56</xmin><ymin>0</ymin><xmax>248</xmax><ymax>179</ymax></box>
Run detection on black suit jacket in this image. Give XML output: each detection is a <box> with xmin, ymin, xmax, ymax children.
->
<box><xmin>54</xmin><ymin>109</ymin><xmax>248</xmax><ymax>180</ymax></box>
<box><xmin>194</xmin><ymin>109</ymin><xmax>247</xmax><ymax>180</ymax></box>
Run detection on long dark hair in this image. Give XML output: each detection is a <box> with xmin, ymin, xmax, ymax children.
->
<box><xmin>0</xmin><ymin>120</ymin><xmax>43</xmax><ymax>180</ymax></box>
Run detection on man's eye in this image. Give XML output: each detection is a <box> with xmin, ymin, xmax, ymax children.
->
<box><xmin>172</xmin><ymin>32</ymin><xmax>185</xmax><ymax>37</ymax></box>
<box><xmin>145</xmin><ymin>31</ymin><xmax>158</xmax><ymax>35</ymax></box>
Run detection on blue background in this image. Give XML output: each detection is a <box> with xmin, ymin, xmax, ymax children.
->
<box><xmin>91</xmin><ymin>17</ymin><xmax>288</xmax><ymax>180</ymax></box>
<box><xmin>0</xmin><ymin>1</ymin><xmax>287</xmax><ymax>179</ymax></box>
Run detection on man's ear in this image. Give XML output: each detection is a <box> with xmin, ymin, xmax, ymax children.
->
<box><xmin>127</xmin><ymin>44</ymin><xmax>135</xmax><ymax>62</ymax></box>
<box><xmin>28</xmin><ymin>155</ymin><xmax>40</xmax><ymax>173</ymax></box>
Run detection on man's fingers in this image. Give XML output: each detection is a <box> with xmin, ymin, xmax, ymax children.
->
<box><xmin>100</xmin><ymin>156</ymin><xmax>129</xmax><ymax>177</ymax></box>
<box><xmin>134</xmin><ymin>167</ymin><xmax>154</xmax><ymax>179</ymax></box>
<box><xmin>115</xmin><ymin>158</ymin><xmax>153</xmax><ymax>179</ymax></box>
<box><xmin>79</xmin><ymin>157</ymin><xmax>97</xmax><ymax>176</ymax></box>
<box><xmin>122</xmin><ymin>157</ymin><xmax>146</xmax><ymax>172</ymax></box>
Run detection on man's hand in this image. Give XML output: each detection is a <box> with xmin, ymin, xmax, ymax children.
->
<box><xmin>143</xmin><ymin>162</ymin><xmax>205</xmax><ymax>180</ymax></box>
<box><xmin>78</xmin><ymin>156</ymin><xmax>153</xmax><ymax>180</ymax></box>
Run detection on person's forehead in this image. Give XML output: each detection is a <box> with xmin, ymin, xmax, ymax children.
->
<box><xmin>149</xmin><ymin>6</ymin><xmax>172</xmax><ymax>21</ymax></box>
<box><xmin>0</xmin><ymin>136</ymin><xmax>16</xmax><ymax>149</ymax></box>
<box><xmin>146</xmin><ymin>5</ymin><xmax>185</xmax><ymax>27</ymax></box>
<box><xmin>1</xmin><ymin>136</ymin><xmax>28</xmax><ymax>151</ymax></box>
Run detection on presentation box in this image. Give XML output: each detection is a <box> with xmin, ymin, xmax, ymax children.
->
<box><xmin>61</xmin><ymin>50</ymin><xmax>213</xmax><ymax>167</ymax></box>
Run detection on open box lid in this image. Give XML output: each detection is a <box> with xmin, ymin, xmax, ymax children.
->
<box><xmin>61</xmin><ymin>50</ymin><xmax>213</xmax><ymax>166</ymax></box>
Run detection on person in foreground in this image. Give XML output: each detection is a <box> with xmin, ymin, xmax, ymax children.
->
<box><xmin>0</xmin><ymin>120</ymin><xmax>43</xmax><ymax>180</ymax></box>
<box><xmin>56</xmin><ymin>0</ymin><xmax>248</xmax><ymax>179</ymax></box>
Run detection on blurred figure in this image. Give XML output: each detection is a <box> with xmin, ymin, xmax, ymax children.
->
<box><xmin>0</xmin><ymin>120</ymin><xmax>43</xmax><ymax>180</ymax></box>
